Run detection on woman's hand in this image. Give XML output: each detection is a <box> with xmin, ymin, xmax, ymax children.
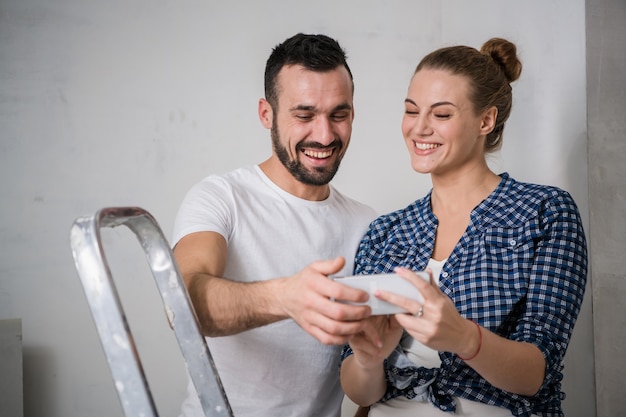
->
<box><xmin>374</xmin><ymin>267</ymin><xmax>469</xmax><ymax>354</ymax></box>
<box><xmin>341</xmin><ymin>314</ymin><xmax>403</xmax><ymax>407</ymax></box>
<box><xmin>349</xmin><ymin>314</ymin><xmax>403</xmax><ymax>369</ymax></box>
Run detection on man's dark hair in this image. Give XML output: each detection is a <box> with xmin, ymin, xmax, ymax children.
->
<box><xmin>264</xmin><ymin>33</ymin><xmax>353</xmax><ymax>110</ymax></box>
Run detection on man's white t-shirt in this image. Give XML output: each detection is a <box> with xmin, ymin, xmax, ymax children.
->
<box><xmin>173</xmin><ymin>165</ymin><xmax>377</xmax><ymax>417</ymax></box>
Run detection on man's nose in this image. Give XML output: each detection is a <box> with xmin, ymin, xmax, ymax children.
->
<box><xmin>314</xmin><ymin>116</ymin><xmax>335</xmax><ymax>145</ymax></box>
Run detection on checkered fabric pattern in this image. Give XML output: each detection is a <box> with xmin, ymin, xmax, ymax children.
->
<box><xmin>341</xmin><ymin>173</ymin><xmax>588</xmax><ymax>417</ymax></box>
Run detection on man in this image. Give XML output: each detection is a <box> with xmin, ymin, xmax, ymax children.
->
<box><xmin>173</xmin><ymin>33</ymin><xmax>378</xmax><ymax>417</ymax></box>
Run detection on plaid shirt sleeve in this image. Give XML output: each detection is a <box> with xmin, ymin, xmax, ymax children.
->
<box><xmin>510</xmin><ymin>188</ymin><xmax>588</xmax><ymax>394</ymax></box>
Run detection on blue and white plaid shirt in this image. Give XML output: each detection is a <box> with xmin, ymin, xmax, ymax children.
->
<box><xmin>341</xmin><ymin>173</ymin><xmax>588</xmax><ymax>417</ymax></box>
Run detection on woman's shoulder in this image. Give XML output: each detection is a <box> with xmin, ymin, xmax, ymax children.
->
<box><xmin>490</xmin><ymin>173</ymin><xmax>581</xmax><ymax>226</ymax></box>
<box><xmin>503</xmin><ymin>174</ymin><xmax>578</xmax><ymax>207</ymax></box>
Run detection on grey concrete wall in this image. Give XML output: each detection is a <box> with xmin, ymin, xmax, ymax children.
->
<box><xmin>587</xmin><ymin>0</ymin><xmax>626</xmax><ymax>415</ymax></box>
<box><xmin>0</xmin><ymin>319</ymin><xmax>23</xmax><ymax>417</ymax></box>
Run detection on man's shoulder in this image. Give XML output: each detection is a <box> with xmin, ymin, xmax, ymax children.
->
<box><xmin>204</xmin><ymin>165</ymin><xmax>257</xmax><ymax>181</ymax></box>
<box><xmin>194</xmin><ymin>165</ymin><xmax>260</xmax><ymax>189</ymax></box>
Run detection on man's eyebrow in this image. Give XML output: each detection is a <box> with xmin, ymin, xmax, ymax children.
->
<box><xmin>290</xmin><ymin>103</ymin><xmax>353</xmax><ymax>112</ymax></box>
<box><xmin>291</xmin><ymin>105</ymin><xmax>316</xmax><ymax>112</ymax></box>
<box><xmin>332</xmin><ymin>103</ymin><xmax>353</xmax><ymax>112</ymax></box>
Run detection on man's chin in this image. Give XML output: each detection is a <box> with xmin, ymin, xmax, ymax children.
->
<box><xmin>295</xmin><ymin>169</ymin><xmax>337</xmax><ymax>186</ymax></box>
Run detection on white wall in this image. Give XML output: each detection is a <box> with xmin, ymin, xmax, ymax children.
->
<box><xmin>0</xmin><ymin>1</ymin><xmax>593</xmax><ymax>416</ymax></box>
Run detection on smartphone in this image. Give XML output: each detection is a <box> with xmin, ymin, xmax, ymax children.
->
<box><xmin>333</xmin><ymin>272</ymin><xmax>429</xmax><ymax>315</ymax></box>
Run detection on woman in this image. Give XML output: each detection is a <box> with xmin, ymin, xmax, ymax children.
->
<box><xmin>340</xmin><ymin>38</ymin><xmax>588</xmax><ymax>417</ymax></box>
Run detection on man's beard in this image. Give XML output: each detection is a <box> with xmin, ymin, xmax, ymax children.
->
<box><xmin>271</xmin><ymin>123</ymin><xmax>344</xmax><ymax>186</ymax></box>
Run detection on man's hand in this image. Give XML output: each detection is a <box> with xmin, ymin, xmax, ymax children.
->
<box><xmin>278</xmin><ymin>257</ymin><xmax>379</xmax><ymax>345</ymax></box>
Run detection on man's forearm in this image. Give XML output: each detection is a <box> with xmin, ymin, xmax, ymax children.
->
<box><xmin>186</xmin><ymin>273</ymin><xmax>287</xmax><ymax>336</ymax></box>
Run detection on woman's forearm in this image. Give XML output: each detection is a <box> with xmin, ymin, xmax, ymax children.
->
<box><xmin>461</xmin><ymin>324</ymin><xmax>546</xmax><ymax>396</ymax></box>
<box><xmin>340</xmin><ymin>355</ymin><xmax>388</xmax><ymax>406</ymax></box>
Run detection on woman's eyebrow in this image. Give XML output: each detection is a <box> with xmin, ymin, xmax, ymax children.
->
<box><xmin>404</xmin><ymin>98</ymin><xmax>458</xmax><ymax>108</ymax></box>
<box><xmin>431</xmin><ymin>101</ymin><xmax>457</xmax><ymax>108</ymax></box>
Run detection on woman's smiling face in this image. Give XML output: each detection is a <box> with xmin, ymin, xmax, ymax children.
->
<box><xmin>401</xmin><ymin>68</ymin><xmax>493</xmax><ymax>177</ymax></box>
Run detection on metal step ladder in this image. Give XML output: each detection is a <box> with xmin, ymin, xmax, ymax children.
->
<box><xmin>70</xmin><ymin>207</ymin><xmax>233</xmax><ymax>417</ymax></box>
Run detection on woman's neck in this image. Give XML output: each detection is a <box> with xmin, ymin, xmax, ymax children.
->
<box><xmin>430</xmin><ymin>166</ymin><xmax>500</xmax><ymax>217</ymax></box>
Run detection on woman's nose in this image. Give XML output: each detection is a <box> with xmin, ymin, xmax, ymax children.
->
<box><xmin>412</xmin><ymin>115</ymin><xmax>432</xmax><ymax>136</ymax></box>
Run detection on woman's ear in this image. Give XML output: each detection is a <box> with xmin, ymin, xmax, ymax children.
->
<box><xmin>480</xmin><ymin>106</ymin><xmax>498</xmax><ymax>135</ymax></box>
<box><xmin>258</xmin><ymin>98</ymin><xmax>273</xmax><ymax>129</ymax></box>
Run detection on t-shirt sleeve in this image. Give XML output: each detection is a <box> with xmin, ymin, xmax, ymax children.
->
<box><xmin>171</xmin><ymin>176</ymin><xmax>234</xmax><ymax>248</ymax></box>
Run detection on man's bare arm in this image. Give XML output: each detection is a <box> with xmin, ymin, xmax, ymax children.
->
<box><xmin>174</xmin><ymin>231</ymin><xmax>380</xmax><ymax>344</ymax></box>
<box><xmin>174</xmin><ymin>231</ymin><xmax>287</xmax><ymax>336</ymax></box>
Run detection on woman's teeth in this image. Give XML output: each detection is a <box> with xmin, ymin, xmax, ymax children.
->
<box><xmin>415</xmin><ymin>142</ymin><xmax>440</xmax><ymax>150</ymax></box>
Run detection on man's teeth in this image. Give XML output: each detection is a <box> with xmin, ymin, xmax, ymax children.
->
<box><xmin>303</xmin><ymin>149</ymin><xmax>333</xmax><ymax>158</ymax></box>
<box><xmin>415</xmin><ymin>142</ymin><xmax>440</xmax><ymax>150</ymax></box>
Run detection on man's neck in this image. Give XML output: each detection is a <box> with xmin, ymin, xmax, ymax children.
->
<box><xmin>258</xmin><ymin>158</ymin><xmax>331</xmax><ymax>201</ymax></box>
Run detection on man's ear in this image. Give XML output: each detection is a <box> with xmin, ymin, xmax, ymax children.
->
<box><xmin>258</xmin><ymin>98</ymin><xmax>273</xmax><ymax>129</ymax></box>
<box><xmin>480</xmin><ymin>106</ymin><xmax>498</xmax><ymax>135</ymax></box>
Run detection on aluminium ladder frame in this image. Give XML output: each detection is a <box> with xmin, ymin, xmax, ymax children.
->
<box><xmin>70</xmin><ymin>206</ymin><xmax>233</xmax><ymax>417</ymax></box>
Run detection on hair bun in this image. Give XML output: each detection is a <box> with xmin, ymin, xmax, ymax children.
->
<box><xmin>480</xmin><ymin>38</ymin><xmax>522</xmax><ymax>83</ymax></box>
